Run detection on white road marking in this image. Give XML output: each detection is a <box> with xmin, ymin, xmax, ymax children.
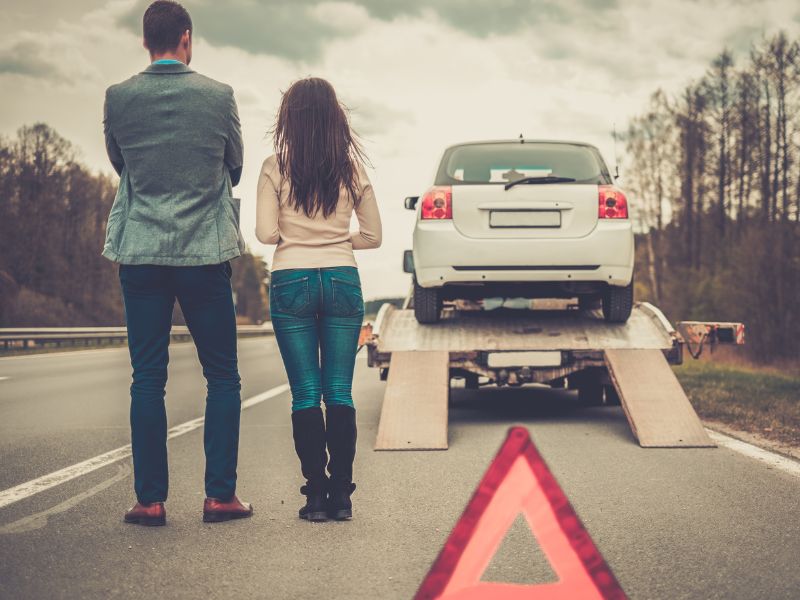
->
<box><xmin>0</xmin><ymin>336</ymin><xmax>272</xmax><ymax>362</ymax></box>
<box><xmin>707</xmin><ymin>429</ymin><xmax>800</xmax><ymax>478</ymax></box>
<box><xmin>0</xmin><ymin>346</ymin><xmax>131</xmax><ymax>362</ymax></box>
<box><xmin>0</xmin><ymin>464</ymin><xmax>132</xmax><ymax>535</ymax></box>
<box><xmin>0</xmin><ymin>383</ymin><xmax>290</xmax><ymax>510</ymax></box>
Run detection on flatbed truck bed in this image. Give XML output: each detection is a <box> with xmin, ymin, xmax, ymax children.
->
<box><xmin>369</xmin><ymin>301</ymin><xmax>680</xmax><ymax>381</ymax></box>
<box><xmin>365</xmin><ymin>301</ymin><xmax>743</xmax><ymax>451</ymax></box>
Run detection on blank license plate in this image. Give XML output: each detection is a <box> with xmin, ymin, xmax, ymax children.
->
<box><xmin>487</xmin><ymin>351</ymin><xmax>562</xmax><ymax>368</ymax></box>
<box><xmin>490</xmin><ymin>210</ymin><xmax>561</xmax><ymax>228</ymax></box>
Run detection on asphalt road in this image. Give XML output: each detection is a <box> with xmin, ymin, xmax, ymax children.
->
<box><xmin>0</xmin><ymin>338</ymin><xmax>798</xmax><ymax>599</ymax></box>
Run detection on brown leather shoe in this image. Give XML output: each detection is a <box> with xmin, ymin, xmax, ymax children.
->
<box><xmin>203</xmin><ymin>496</ymin><xmax>253</xmax><ymax>523</ymax></box>
<box><xmin>124</xmin><ymin>502</ymin><xmax>166</xmax><ymax>526</ymax></box>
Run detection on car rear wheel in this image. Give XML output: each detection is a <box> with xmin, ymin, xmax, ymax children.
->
<box><xmin>602</xmin><ymin>280</ymin><xmax>633</xmax><ymax>323</ymax></box>
<box><xmin>413</xmin><ymin>279</ymin><xmax>442</xmax><ymax>324</ymax></box>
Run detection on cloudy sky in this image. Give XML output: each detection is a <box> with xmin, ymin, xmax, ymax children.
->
<box><xmin>2</xmin><ymin>0</ymin><xmax>798</xmax><ymax>299</ymax></box>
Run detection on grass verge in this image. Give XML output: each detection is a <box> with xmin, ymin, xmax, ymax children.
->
<box><xmin>673</xmin><ymin>359</ymin><xmax>800</xmax><ymax>447</ymax></box>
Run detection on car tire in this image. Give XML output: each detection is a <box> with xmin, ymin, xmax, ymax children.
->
<box><xmin>577</xmin><ymin>381</ymin><xmax>604</xmax><ymax>406</ymax></box>
<box><xmin>604</xmin><ymin>384</ymin><xmax>621</xmax><ymax>406</ymax></box>
<box><xmin>413</xmin><ymin>279</ymin><xmax>442</xmax><ymax>324</ymax></box>
<box><xmin>602</xmin><ymin>279</ymin><xmax>633</xmax><ymax>323</ymax></box>
<box><xmin>464</xmin><ymin>372</ymin><xmax>480</xmax><ymax>390</ymax></box>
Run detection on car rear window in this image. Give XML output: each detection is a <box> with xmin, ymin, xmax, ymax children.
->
<box><xmin>435</xmin><ymin>142</ymin><xmax>611</xmax><ymax>185</ymax></box>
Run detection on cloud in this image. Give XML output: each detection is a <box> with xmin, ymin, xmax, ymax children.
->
<box><xmin>119</xmin><ymin>0</ymin><xmax>348</xmax><ymax>61</ymax></box>
<box><xmin>344</xmin><ymin>98</ymin><xmax>415</xmax><ymax>139</ymax></box>
<box><xmin>722</xmin><ymin>24</ymin><xmax>773</xmax><ymax>58</ymax></box>
<box><xmin>360</xmin><ymin>0</ymin><xmax>618</xmax><ymax>37</ymax></box>
<box><xmin>0</xmin><ymin>41</ymin><xmax>64</xmax><ymax>80</ymax></box>
<box><xmin>0</xmin><ymin>1</ymin><xmax>119</xmax><ymax>85</ymax></box>
<box><xmin>117</xmin><ymin>0</ymin><xmax>621</xmax><ymax>61</ymax></box>
<box><xmin>0</xmin><ymin>0</ymin><xmax>107</xmax><ymax>36</ymax></box>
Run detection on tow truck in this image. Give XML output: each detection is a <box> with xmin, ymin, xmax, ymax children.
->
<box><xmin>363</xmin><ymin>296</ymin><xmax>744</xmax><ymax>450</ymax></box>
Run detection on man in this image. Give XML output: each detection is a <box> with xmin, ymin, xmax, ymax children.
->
<box><xmin>103</xmin><ymin>0</ymin><xmax>252</xmax><ymax>526</ymax></box>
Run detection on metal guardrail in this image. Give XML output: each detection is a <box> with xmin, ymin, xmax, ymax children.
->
<box><xmin>0</xmin><ymin>324</ymin><xmax>273</xmax><ymax>350</ymax></box>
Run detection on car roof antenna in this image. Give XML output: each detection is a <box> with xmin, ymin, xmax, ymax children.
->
<box><xmin>519</xmin><ymin>133</ymin><xmax>524</xmax><ymax>144</ymax></box>
<box><xmin>612</xmin><ymin>122</ymin><xmax>620</xmax><ymax>180</ymax></box>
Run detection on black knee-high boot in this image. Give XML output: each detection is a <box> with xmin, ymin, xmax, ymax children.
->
<box><xmin>291</xmin><ymin>407</ymin><xmax>328</xmax><ymax>522</ymax></box>
<box><xmin>325</xmin><ymin>404</ymin><xmax>357</xmax><ymax>520</ymax></box>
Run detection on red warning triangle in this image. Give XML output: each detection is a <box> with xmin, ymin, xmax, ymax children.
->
<box><xmin>415</xmin><ymin>427</ymin><xmax>627</xmax><ymax>600</ymax></box>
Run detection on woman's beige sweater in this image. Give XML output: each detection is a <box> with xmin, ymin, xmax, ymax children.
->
<box><xmin>255</xmin><ymin>154</ymin><xmax>382</xmax><ymax>271</ymax></box>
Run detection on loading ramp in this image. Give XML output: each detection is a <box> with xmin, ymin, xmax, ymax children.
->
<box><xmin>367</xmin><ymin>302</ymin><xmax>742</xmax><ymax>450</ymax></box>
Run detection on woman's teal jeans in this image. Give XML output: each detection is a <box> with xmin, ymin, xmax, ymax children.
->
<box><xmin>269</xmin><ymin>267</ymin><xmax>364</xmax><ymax>412</ymax></box>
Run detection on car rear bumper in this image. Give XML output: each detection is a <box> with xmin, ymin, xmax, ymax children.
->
<box><xmin>413</xmin><ymin>220</ymin><xmax>634</xmax><ymax>288</ymax></box>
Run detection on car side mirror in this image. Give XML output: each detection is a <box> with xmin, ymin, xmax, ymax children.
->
<box><xmin>404</xmin><ymin>196</ymin><xmax>419</xmax><ymax>210</ymax></box>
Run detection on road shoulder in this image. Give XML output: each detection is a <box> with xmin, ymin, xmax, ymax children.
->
<box><xmin>704</xmin><ymin>419</ymin><xmax>800</xmax><ymax>462</ymax></box>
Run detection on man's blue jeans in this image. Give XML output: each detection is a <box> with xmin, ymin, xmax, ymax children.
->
<box><xmin>119</xmin><ymin>263</ymin><xmax>241</xmax><ymax>504</ymax></box>
<box><xmin>270</xmin><ymin>267</ymin><xmax>364</xmax><ymax>412</ymax></box>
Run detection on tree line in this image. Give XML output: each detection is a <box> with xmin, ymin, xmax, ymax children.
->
<box><xmin>0</xmin><ymin>123</ymin><xmax>269</xmax><ymax>327</ymax></box>
<box><xmin>624</xmin><ymin>31</ymin><xmax>800</xmax><ymax>361</ymax></box>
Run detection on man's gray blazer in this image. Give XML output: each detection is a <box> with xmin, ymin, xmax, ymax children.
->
<box><xmin>102</xmin><ymin>62</ymin><xmax>245</xmax><ymax>266</ymax></box>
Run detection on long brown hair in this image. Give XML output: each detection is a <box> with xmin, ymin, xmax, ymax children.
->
<box><xmin>273</xmin><ymin>77</ymin><xmax>367</xmax><ymax>218</ymax></box>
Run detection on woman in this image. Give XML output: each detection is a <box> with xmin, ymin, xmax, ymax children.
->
<box><xmin>256</xmin><ymin>78</ymin><xmax>382</xmax><ymax>522</ymax></box>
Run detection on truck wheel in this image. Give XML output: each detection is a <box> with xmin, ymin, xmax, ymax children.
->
<box><xmin>602</xmin><ymin>280</ymin><xmax>633</xmax><ymax>323</ymax></box>
<box><xmin>414</xmin><ymin>279</ymin><xmax>442</xmax><ymax>324</ymax></box>
<box><xmin>464</xmin><ymin>373</ymin><xmax>480</xmax><ymax>390</ymax></box>
<box><xmin>604</xmin><ymin>384</ymin><xmax>621</xmax><ymax>406</ymax></box>
<box><xmin>577</xmin><ymin>381</ymin><xmax>604</xmax><ymax>406</ymax></box>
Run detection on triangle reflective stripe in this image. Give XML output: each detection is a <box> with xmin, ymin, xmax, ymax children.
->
<box><xmin>415</xmin><ymin>427</ymin><xmax>627</xmax><ymax>600</ymax></box>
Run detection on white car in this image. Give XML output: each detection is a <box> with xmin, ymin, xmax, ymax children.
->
<box><xmin>404</xmin><ymin>139</ymin><xmax>634</xmax><ymax>324</ymax></box>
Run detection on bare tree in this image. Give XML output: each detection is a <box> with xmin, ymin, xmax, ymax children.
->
<box><xmin>623</xmin><ymin>31</ymin><xmax>800</xmax><ymax>360</ymax></box>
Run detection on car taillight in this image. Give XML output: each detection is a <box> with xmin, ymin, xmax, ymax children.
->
<box><xmin>420</xmin><ymin>186</ymin><xmax>452</xmax><ymax>220</ymax></box>
<box><xmin>598</xmin><ymin>185</ymin><xmax>628</xmax><ymax>219</ymax></box>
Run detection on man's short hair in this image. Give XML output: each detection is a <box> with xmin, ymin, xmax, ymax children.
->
<box><xmin>143</xmin><ymin>1</ymin><xmax>192</xmax><ymax>54</ymax></box>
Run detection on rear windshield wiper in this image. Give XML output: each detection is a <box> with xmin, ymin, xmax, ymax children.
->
<box><xmin>504</xmin><ymin>176</ymin><xmax>576</xmax><ymax>190</ymax></box>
